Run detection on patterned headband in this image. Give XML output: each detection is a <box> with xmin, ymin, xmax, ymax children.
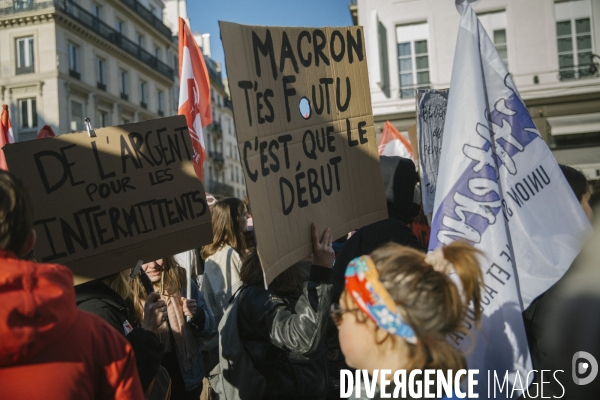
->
<box><xmin>345</xmin><ymin>255</ymin><xmax>417</xmax><ymax>344</ymax></box>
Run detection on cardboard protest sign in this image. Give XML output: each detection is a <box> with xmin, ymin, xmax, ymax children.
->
<box><xmin>4</xmin><ymin>116</ymin><xmax>213</xmax><ymax>280</ymax></box>
<box><xmin>416</xmin><ymin>89</ymin><xmax>448</xmax><ymax>216</ymax></box>
<box><xmin>220</xmin><ymin>22</ymin><xmax>388</xmax><ymax>284</ymax></box>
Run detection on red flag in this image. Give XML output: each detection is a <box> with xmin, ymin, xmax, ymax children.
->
<box><xmin>0</xmin><ymin>104</ymin><xmax>15</xmax><ymax>171</ymax></box>
<box><xmin>178</xmin><ymin>18</ymin><xmax>212</xmax><ymax>181</ymax></box>
<box><xmin>37</xmin><ymin>125</ymin><xmax>56</xmax><ymax>139</ymax></box>
<box><xmin>378</xmin><ymin>121</ymin><xmax>413</xmax><ymax>159</ymax></box>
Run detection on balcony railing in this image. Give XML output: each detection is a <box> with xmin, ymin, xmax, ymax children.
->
<box><xmin>205</xmin><ymin>56</ymin><xmax>224</xmax><ymax>90</ymax></box>
<box><xmin>0</xmin><ymin>0</ymin><xmax>54</xmax><ymax>15</ymax></box>
<box><xmin>120</xmin><ymin>0</ymin><xmax>172</xmax><ymax>40</ymax></box>
<box><xmin>207</xmin><ymin>180</ymin><xmax>234</xmax><ymax>197</ymax></box>
<box><xmin>0</xmin><ymin>1</ymin><xmax>175</xmax><ymax>80</ymax></box>
<box><xmin>209</xmin><ymin>150</ymin><xmax>224</xmax><ymax>164</ymax></box>
<box><xmin>61</xmin><ymin>1</ymin><xmax>174</xmax><ymax>80</ymax></box>
<box><xmin>211</xmin><ymin>122</ymin><xmax>222</xmax><ymax>138</ymax></box>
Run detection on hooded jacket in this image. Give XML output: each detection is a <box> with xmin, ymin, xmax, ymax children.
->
<box><xmin>331</xmin><ymin>156</ymin><xmax>425</xmax><ymax>303</ymax></box>
<box><xmin>237</xmin><ymin>265</ymin><xmax>333</xmax><ymax>398</ymax></box>
<box><xmin>75</xmin><ymin>279</ymin><xmax>164</xmax><ymax>392</ymax></box>
<box><xmin>0</xmin><ymin>250</ymin><xmax>144</xmax><ymax>400</ymax></box>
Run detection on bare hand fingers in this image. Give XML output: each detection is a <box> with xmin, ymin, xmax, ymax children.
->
<box><xmin>311</xmin><ymin>223</ymin><xmax>320</xmax><ymax>250</ymax></box>
<box><xmin>146</xmin><ymin>291</ymin><xmax>160</xmax><ymax>303</ymax></box>
<box><xmin>320</xmin><ymin>228</ymin><xmax>331</xmax><ymax>247</ymax></box>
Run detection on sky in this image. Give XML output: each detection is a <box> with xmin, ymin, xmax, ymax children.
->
<box><xmin>187</xmin><ymin>0</ymin><xmax>353</xmax><ymax>78</ymax></box>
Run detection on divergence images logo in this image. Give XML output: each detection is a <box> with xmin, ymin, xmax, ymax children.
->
<box><xmin>572</xmin><ymin>351</ymin><xmax>598</xmax><ymax>385</ymax></box>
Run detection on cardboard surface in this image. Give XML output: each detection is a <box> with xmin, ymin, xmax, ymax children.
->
<box><xmin>220</xmin><ymin>22</ymin><xmax>388</xmax><ymax>284</ymax></box>
<box><xmin>416</xmin><ymin>89</ymin><xmax>449</xmax><ymax>216</ymax></box>
<box><xmin>4</xmin><ymin>116</ymin><xmax>213</xmax><ymax>279</ymax></box>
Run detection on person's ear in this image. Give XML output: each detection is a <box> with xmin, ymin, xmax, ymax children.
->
<box><xmin>19</xmin><ymin>229</ymin><xmax>36</xmax><ymax>258</ymax></box>
<box><xmin>374</xmin><ymin>325</ymin><xmax>391</xmax><ymax>345</ymax></box>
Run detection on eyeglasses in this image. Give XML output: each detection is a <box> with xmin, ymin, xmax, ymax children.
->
<box><xmin>330</xmin><ymin>303</ymin><xmax>360</xmax><ymax>326</ymax></box>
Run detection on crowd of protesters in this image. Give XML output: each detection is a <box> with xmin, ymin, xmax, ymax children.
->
<box><xmin>0</xmin><ymin>153</ymin><xmax>597</xmax><ymax>399</ymax></box>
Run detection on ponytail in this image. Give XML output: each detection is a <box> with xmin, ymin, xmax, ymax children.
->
<box><xmin>440</xmin><ymin>242</ymin><xmax>484</xmax><ymax>328</ymax></box>
<box><xmin>365</xmin><ymin>241</ymin><xmax>484</xmax><ymax>373</ymax></box>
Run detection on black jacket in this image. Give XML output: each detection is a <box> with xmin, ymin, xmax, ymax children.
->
<box><xmin>75</xmin><ymin>280</ymin><xmax>164</xmax><ymax>391</ymax></box>
<box><xmin>331</xmin><ymin>216</ymin><xmax>425</xmax><ymax>304</ymax></box>
<box><xmin>238</xmin><ymin>265</ymin><xmax>333</xmax><ymax>399</ymax></box>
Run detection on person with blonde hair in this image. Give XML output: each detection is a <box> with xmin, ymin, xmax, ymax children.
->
<box><xmin>130</xmin><ymin>256</ymin><xmax>213</xmax><ymax>400</ymax></box>
<box><xmin>333</xmin><ymin>242</ymin><xmax>484</xmax><ymax>399</ymax></box>
<box><xmin>76</xmin><ymin>269</ymin><xmax>167</xmax><ymax>394</ymax></box>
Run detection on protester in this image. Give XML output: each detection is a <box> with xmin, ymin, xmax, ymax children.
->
<box><xmin>544</xmin><ymin>208</ymin><xmax>600</xmax><ymax>399</ymax></box>
<box><xmin>76</xmin><ymin>269</ymin><xmax>167</xmax><ymax>394</ymax></box>
<box><xmin>331</xmin><ymin>156</ymin><xmax>425</xmax><ymax>304</ymax></box>
<box><xmin>559</xmin><ymin>164</ymin><xmax>593</xmax><ymax>222</ymax></box>
<box><xmin>523</xmin><ymin>164</ymin><xmax>594</xmax><ymax>398</ymax></box>
<box><xmin>130</xmin><ymin>257</ymin><xmax>213</xmax><ymax>400</ymax></box>
<box><xmin>0</xmin><ymin>170</ymin><xmax>144</xmax><ymax>399</ymax></box>
<box><xmin>334</xmin><ymin>242</ymin><xmax>483</xmax><ymax>398</ymax></box>
<box><xmin>242</xmin><ymin>196</ymin><xmax>256</xmax><ymax>248</ymax></box>
<box><xmin>212</xmin><ymin>223</ymin><xmax>334</xmax><ymax>398</ymax></box>
<box><xmin>200</xmin><ymin>198</ymin><xmax>248</xmax><ymax>351</ymax></box>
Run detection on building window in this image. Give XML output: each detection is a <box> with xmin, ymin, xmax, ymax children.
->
<box><xmin>136</xmin><ymin>32</ymin><xmax>145</xmax><ymax>48</ymax></box>
<box><xmin>555</xmin><ymin>0</ymin><xmax>594</xmax><ymax>80</ymax></box>
<box><xmin>92</xmin><ymin>2</ymin><xmax>102</xmax><ymax>19</ymax></box>
<box><xmin>377</xmin><ymin>19</ymin><xmax>390</xmax><ymax>97</ymax></box>
<box><xmin>70</xmin><ymin>101</ymin><xmax>84</xmax><ymax>132</ymax></box>
<box><xmin>96</xmin><ymin>57</ymin><xmax>106</xmax><ymax>90</ymax></box>
<box><xmin>154</xmin><ymin>45</ymin><xmax>162</xmax><ymax>60</ymax></box>
<box><xmin>140</xmin><ymin>80</ymin><xmax>147</xmax><ymax>108</ymax></box>
<box><xmin>116</xmin><ymin>18</ymin><xmax>125</xmax><ymax>35</ymax></box>
<box><xmin>493</xmin><ymin>29</ymin><xmax>508</xmax><ymax>69</ymax></box>
<box><xmin>557</xmin><ymin>19</ymin><xmax>593</xmax><ymax>79</ymax></box>
<box><xmin>396</xmin><ymin>22</ymin><xmax>430</xmax><ymax>99</ymax></box>
<box><xmin>19</xmin><ymin>98</ymin><xmax>37</xmax><ymax>129</ymax></box>
<box><xmin>172</xmin><ymin>87</ymin><xmax>179</xmax><ymax>111</ymax></box>
<box><xmin>157</xmin><ymin>90</ymin><xmax>164</xmax><ymax>115</ymax></box>
<box><xmin>16</xmin><ymin>36</ymin><xmax>34</xmax><ymax>75</ymax></box>
<box><xmin>69</xmin><ymin>43</ymin><xmax>80</xmax><ymax>79</ymax></box>
<box><xmin>120</xmin><ymin>69</ymin><xmax>129</xmax><ymax>100</ymax></box>
<box><xmin>479</xmin><ymin>11</ymin><xmax>508</xmax><ymax>70</ymax></box>
<box><xmin>98</xmin><ymin>110</ymin><xmax>110</xmax><ymax>127</ymax></box>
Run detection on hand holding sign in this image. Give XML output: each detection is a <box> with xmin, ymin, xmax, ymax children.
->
<box><xmin>311</xmin><ymin>223</ymin><xmax>334</xmax><ymax>269</ymax></box>
<box><xmin>142</xmin><ymin>292</ymin><xmax>167</xmax><ymax>332</ymax></box>
<box><xmin>181</xmin><ymin>297</ymin><xmax>197</xmax><ymax>318</ymax></box>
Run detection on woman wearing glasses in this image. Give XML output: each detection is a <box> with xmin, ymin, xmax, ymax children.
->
<box><xmin>230</xmin><ymin>223</ymin><xmax>335</xmax><ymax>399</ymax></box>
<box><xmin>331</xmin><ymin>242</ymin><xmax>484</xmax><ymax>399</ymax></box>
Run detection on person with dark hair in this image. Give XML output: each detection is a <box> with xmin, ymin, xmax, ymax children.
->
<box><xmin>214</xmin><ymin>223</ymin><xmax>334</xmax><ymax>399</ymax></box>
<box><xmin>559</xmin><ymin>164</ymin><xmax>593</xmax><ymax>221</ymax></box>
<box><xmin>331</xmin><ymin>156</ymin><xmax>425</xmax><ymax>304</ymax></box>
<box><xmin>0</xmin><ymin>170</ymin><xmax>144</xmax><ymax>399</ymax></box>
<box><xmin>522</xmin><ymin>164</ymin><xmax>593</xmax><ymax>398</ymax></box>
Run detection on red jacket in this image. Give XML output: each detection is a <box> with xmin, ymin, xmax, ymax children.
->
<box><xmin>0</xmin><ymin>250</ymin><xmax>144</xmax><ymax>399</ymax></box>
